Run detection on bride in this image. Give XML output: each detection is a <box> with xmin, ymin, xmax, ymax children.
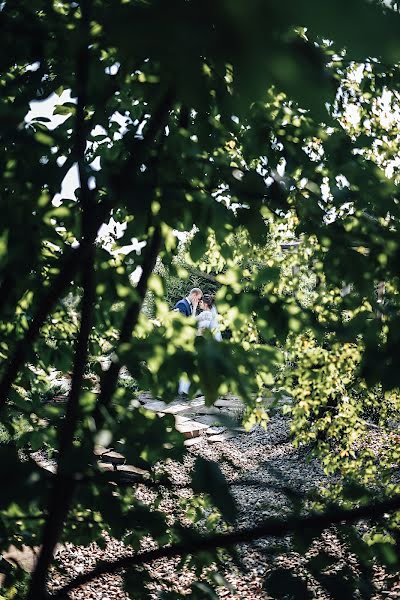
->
<box><xmin>178</xmin><ymin>293</ymin><xmax>221</xmax><ymax>396</ymax></box>
<box><xmin>196</xmin><ymin>294</ymin><xmax>222</xmax><ymax>341</ymax></box>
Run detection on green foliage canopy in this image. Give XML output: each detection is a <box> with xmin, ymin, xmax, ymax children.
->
<box><xmin>2</xmin><ymin>0</ymin><xmax>400</xmax><ymax>598</ymax></box>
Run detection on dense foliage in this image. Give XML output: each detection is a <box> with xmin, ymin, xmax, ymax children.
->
<box><xmin>2</xmin><ymin>0</ymin><xmax>400</xmax><ymax>598</ymax></box>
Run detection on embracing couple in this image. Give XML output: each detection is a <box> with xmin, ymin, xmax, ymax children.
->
<box><xmin>174</xmin><ymin>288</ymin><xmax>222</xmax><ymax>341</ymax></box>
<box><xmin>174</xmin><ymin>288</ymin><xmax>222</xmax><ymax>396</ymax></box>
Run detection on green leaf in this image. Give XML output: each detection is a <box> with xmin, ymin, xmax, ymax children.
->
<box><xmin>53</xmin><ymin>103</ymin><xmax>76</xmax><ymax>116</ymax></box>
<box><xmin>191</xmin><ymin>457</ymin><xmax>237</xmax><ymax>523</ymax></box>
<box><xmin>190</xmin><ymin>229</ymin><xmax>208</xmax><ymax>263</ymax></box>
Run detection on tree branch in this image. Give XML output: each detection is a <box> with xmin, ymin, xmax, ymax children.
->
<box><xmin>54</xmin><ymin>492</ymin><xmax>400</xmax><ymax>597</ymax></box>
<box><xmin>27</xmin><ymin>243</ymin><xmax>96</xmax><ymax>600</ymax></box>
<box><xmin>27</xmin><ymin>3</ymin><xmax>94</xmax><ymax>595</ymax></box>
<box><xmin>24</xmin><ymin>222</ymin><xmax>162</xmax><ymax>598</ymax></box>
<box><xmin>25</xmin><ymin>85</ymin><xmax>170</xmax><ymax>594</ymax></box>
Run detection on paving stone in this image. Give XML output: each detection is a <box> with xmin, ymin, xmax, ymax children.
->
<box><xmin>207</xmin><ymin>432</ymin><xmax>236</xmax><ymax>443</ymax></box>
<box><xmin>195</xmin><ymin>415</ymin><xmax>221</xmax><ymax>426</ymax></box>
<box><xmin>143</xmin><ymin>401</ymin><xmax>167</xmax><ymax>412</ymax></box>
<box><xmin>115</xmin><ymin>465</ymin><xmax>149</xmax><ymax>483</ymax></box>
<box><xmin>174</xmin><ymin>415</ymin><xmax>191</xmax><ymax>424</ymax></box>
<box><xmin>173</xmin><ymin>409</ymin><xmax>197</xmax><ymax>418</ymax></box>
<box><xmin>206</xmin><ymin>426</ymin><xmax>227</xmax><ymax>435</ymax></box>
<box><xmin>138</xmin><ymin>397</ymin><xmax>150</xmax><ymax>405</ymax></box>
<box><xmin>218</xmin><ymin>407</ymin><xmax>245</xmax><ymax>423</ymax></box>
<box><xmin>214</xmin><ymin>398</ymin><xmax>243</xmax><ymax>408</ymax></box>
<box><xmin>193</xmin><ymin>406</ymin><xmax>221</xmax><ymax>416</ymax></box>
<box><xmin>189</xmin><ymin>397</ymin><xmax>206</xmax><ymax>408</ymax></box>
<box><xmin>94</xmin><ymin>445</ymin><xmax>109</xmax><ymax>456</ymax></box>
<box><xmin>175</xmin><ymin>420</ymin><xmax>210</xmax><ymax>438</ymax></box>
<box><xmin>100</xmin><ymin>451</ymin><xmax>126</xmax><ymax>465</ymax></box>
<box><xmin>184</xmin><ymin>437</ymin><xmax>204</xmax><ymax>447</ymax></box>
<box><xmin>117</xmin><ymin>464</ymin><xmax>148</xmax><ymax>476</ymax></box>
<box><xmin>98</xmin><ymin>461</ymin><xmax>115</xmax><ymax>472</ymax></box>
<box><xmin>192</xmin><ymin>395</ymin><xmax>205</xmax><ymax>402</ymax></box>
<box><xmin>161</xmin><ymin>403</ymin><xmax>191</xmax><ymax>414</ymax></box>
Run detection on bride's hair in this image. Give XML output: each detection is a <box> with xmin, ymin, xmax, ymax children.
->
<box><xmin>202</xmin><ymin>294</ymin><xmax>214</xmax><ymax>309</ymax></box>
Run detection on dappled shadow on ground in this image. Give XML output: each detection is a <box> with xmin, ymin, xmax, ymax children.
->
<box><xmin>189</xmin><ymin>416</ymin><xmax>400</xmax><ymax>599</ymax></box>
<box><xmin>50</xmin><ymin>412</ymin><xmax>400</xmax><ymax>599</ymax></box>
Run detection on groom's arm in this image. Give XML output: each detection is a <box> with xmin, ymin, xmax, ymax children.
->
<box><xmin>174</xmin><ymin>300</ymin><xmax>189</xmax><ymax>316</ymax></box>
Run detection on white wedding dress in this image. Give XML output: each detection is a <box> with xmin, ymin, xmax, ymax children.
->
<box><xmin>178</xmin><ymin>305</ymin><xmax>222</xmax><ymax>395</ymax></box>
<box><xmin>196</xmin><ymin>306</ymin><xmax>222</xmax><ymax>341</ymax></box>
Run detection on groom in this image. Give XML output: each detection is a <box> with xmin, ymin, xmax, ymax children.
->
<box><xmin>174</xmin><ymin>288</ymin><xmax>203</xmax><ymax>397</ymax></box>
<box><xmin>174</xmin><ymin>288</ymin><xmax>203</xmax><ymax>317</ymax></box>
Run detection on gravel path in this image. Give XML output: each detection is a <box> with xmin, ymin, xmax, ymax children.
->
<box><xmin>50</xmin><ymin>412</ymin><xmax>400</xmax><ymax>599</ymax></box>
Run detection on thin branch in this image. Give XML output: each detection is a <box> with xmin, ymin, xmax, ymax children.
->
<box><xmin>53</xmin><ymin>492</ymin><xmax>400</xmax><ymax>597</ymax></box>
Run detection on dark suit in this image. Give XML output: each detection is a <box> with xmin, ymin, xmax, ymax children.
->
<box><xmin>174</xmin><ymin>298</ymin><xmax>192</xmax><ymax>317</ymax></box>
<box><xmin>174</xmin><ymin>297</ymin><xmax>193</xmax><ymax>395</ymax></box>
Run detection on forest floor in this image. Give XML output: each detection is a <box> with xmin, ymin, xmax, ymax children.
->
<box><xmin>45</xmin><ymin>393</ymin><xmax>400</xmax><ymax>599</ymax></box>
